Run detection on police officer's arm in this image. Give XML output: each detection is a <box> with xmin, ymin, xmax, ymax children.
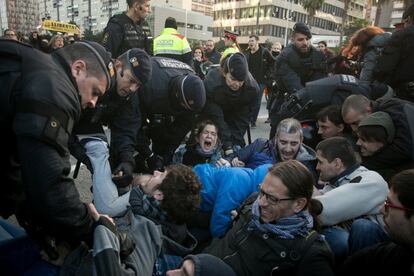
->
<box><xmin>374</xmin><ymin>32</ymin><xmax>403</xmax><ymax>83</ymax></box>
<box><xmin>275</xmin><ymin>51</ymin><xmax>304</xmax><ymax>93</ymax></box>
<box><xmin>109</xmin><ymin>93</ymin><xmax>141</xmax><ymax>170</ymax></box>
<box><xmin>102</xmin><ymin>22</ymin><xmax>123</xmax><ymax>58</ymax></box>
<box><xmin>229</xmin><ymin>77</ymin><xmax>259</xmax><ymax>147</ymax></box>
<box><xmin>15</xmin><ymin>116</ymin><xmax>93</xmax><ymax>244</ymax></box>
<box><xmin>165</xmin><ymin>112</ymin><xmax>195</xmax><ymax>157</ymax></box>
<box><xmin>359</xmin><ymin>48</ymin><xmax>380</xmax><ymax>83</ymax></box>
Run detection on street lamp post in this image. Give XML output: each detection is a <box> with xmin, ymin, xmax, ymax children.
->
<box><xmin>256</xmin><ymin>0</ymin><xmax>260</xmax><ymax>35</ymax></box>
<box><xmin>284</xmin><ymin>0</ymin><xmax>293</xmax><ymax>47</ymax></box>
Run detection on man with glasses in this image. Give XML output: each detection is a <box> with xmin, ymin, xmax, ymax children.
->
<box><xmin>203</xmin><ymin>160</ymin><xmax>334</xmax><ymax>276</ymax></box>
<box><xmin>3</xmin><ymin>29</ymin><xmax>18</xmax><ymax>40</ymax></box>
<box><xmin>313</xmin><ymin>137</ymin><xmax>389</xmax><ymax>263</ymax></box>
<box><xmin>340</xmin><ymin>169</ymin><xmax>414</xmax><ymax>275</ymax></box>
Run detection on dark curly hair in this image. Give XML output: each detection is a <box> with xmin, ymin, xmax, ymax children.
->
<box><xmin>158</xmin><ymin>164</ymin><xmax>202</xmax><ymax>224</ymax></box>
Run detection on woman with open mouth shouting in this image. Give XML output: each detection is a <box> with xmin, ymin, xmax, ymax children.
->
<box><xmin>173</xmin><ymin>120</ymin><xmax>230</xmax><ymax>167</ymax></box>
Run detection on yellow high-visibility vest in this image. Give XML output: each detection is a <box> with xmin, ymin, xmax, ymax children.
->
<box><xmin>221</xmin><ymin>44</ymin><xmax>240</xmax><ymax>61</ymax></box>
<box><xmin>153</xmin><ymin>28</ymin><xmax>192</xmax><ymax>56</ymax></box>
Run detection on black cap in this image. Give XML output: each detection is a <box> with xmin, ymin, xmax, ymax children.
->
<box><xmin>226</xmin><ymin>52</ymin><xmax>248</xmax><ymax>81</ymax></box>
<box><xmin>293</xmin><ymin>22</ymin><xmax>312</xmax><ymax>39</ymax></box>
<box><xmin>124</xmin><ymin>48</ymin><xmax>152</xmax><ymax>85</ymax></box>
<box><xmin>183</xmin><ymin>254</ymin><xmax>236</xmax><ymax>276</ymax></box>
<box><xmin>178</xmin><ymin>74</ymin><xmax>206</xmax><ymax>112</ymax></box>
<box><xmin>402</xmin><ymin>2</ymin><xmax>414</xmax><ymax>19</ymax></box>
<box><xmin>77</xmin><ymin>41</ymin><xmax>116</xmax><ymax>92</ymax></box>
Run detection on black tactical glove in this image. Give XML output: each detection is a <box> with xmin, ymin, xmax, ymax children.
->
<box><xmin>146</xmin><ymin>153</ymin><xmax>164</xmax><ymax>172</ymax></box>
<box><xmin>113</xmin><ymin>161</ymin><xmax>134</xmax><ymax>177</ymax></box>
<box><xmin>68</xmin><ymin>136</ymin><xmax>93</xmax><ymax>173</ymax></box>
<box><xmin>94</xmin><ymin>216</ymin><xmax>135</xmax><ymax>261</ymax></box>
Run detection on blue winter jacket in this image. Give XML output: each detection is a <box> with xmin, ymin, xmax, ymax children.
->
<box><xmin>194</xmin><ymin>163</ymin><xmax>270</xmax><ymax>237</ymax></box>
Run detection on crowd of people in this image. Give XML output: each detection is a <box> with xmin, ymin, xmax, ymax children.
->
<box><xmin>1</xmin><ymin>0</ymin><xmax>414</xmax><ymax>275</ymax></box>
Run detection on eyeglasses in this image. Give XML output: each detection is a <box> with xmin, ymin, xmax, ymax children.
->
<box><xmin>259</xmin><ymin>188</ymin><xmax>295</xmax><ymax>205</ymax></box>
<box><xmin>384</xmin><ymin>199</ymin><xmax>414</xmax><ymax>213</ymax></box>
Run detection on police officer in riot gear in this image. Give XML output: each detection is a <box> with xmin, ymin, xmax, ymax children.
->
<box><xmin>269</xmin><ymin>74</ymin><xmax>393</xmax><ymax>138</ymax></box>
<box><xmin>275</xmin><ymin>23</ymin><xmax>327</xmax><ymax>94</ymax></box>
<box><xmin>136</xmin><ymin>57</ymin><xmax>206</xmax><ymax>172</ymax></box>
<box><xmin>374</xmin><ymin>3</ymin><xmax>414</xmax><ymax>102</ymax></box>
<box><xmin>201</xmin><ymin>53</ymin><xmax>259</xmax><ymax>156</ymax></box>
<box><xmin>70</xmin><ymin>48</ymin><xmax>152</xmax><ymax>186</ymax></box>
<box><xmin>0</xmin><ymin>40</ymin><xmax>115</xmax><ymax>257</ymax></box>
<box><xmin>102</xmin><ymin>0</ymin><xmax>152</xmax><ymax>57</ymax></box>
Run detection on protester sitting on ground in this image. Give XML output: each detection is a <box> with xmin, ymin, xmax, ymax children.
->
<box><xmin>340</xmin><ymin>169</ymin><xmax>414</xmax><ymax>276</ymax></box>
<box><xmin>173</xmin><ymin>120</ymin><xmax>229</xmax><ymax>167</ymax></box>
<box><xmin>317</xmin><ymin>105</ymin><xmax>349</xmax><ymax>140</ymax></box>
<box><xmin>342</xmin><ymin>94</ymin><xmax>414</xmax><ymax>180</ymax></box>
<box><xmin>356</xmin><ymin>111</ymin><xmax>414</xmax><ymax>180</ymax></box>
<box><xmin>193</xmin><ymin>163</ymin><xmax>270</xmax><ymax>238</ymax></box>
<box><xmin>203</xmin><ymin>160</ymin><xmax>335</xmax><ymax>276</ymax></box>
<box><xmin>228</xmin><ymin>118</ymin><xmax>317</xmax><ymax>175</ymax></box>
<box><xmin>166</xmin><ymin>254</ymin><xmax>236</xmax><ymax>276</ymax></box>
<box><xmin>313</xmin><ymin>137</ymin><xmax>389</xmax><ymax>263</ymax></box>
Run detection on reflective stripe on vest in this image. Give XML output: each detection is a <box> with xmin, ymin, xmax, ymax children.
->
<box><xmin>153</xmin><ymin>28</ymin><xmax>191</xmax><ymax>55</ymax></box>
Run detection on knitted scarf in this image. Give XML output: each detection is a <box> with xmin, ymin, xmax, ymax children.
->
<box><xmin>247</xmin><ymin>198</ymin><xmax>313</xmax><ymax>239</ymax></box>
<box><xmin>129</xmin><ymin>186</ymin><xmax>167</xmax><ymax>222</ymax></box>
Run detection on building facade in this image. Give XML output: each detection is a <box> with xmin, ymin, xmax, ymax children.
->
<box><xmin>376</xmin><ymin>0</ymin><xmax>406</xmax><ymax>30</ymax></box>
<box><xmin>0</xmin><ymin>0</ymin><xmax>39</xmax><ymax>35</ymax></box>
<box><xmin>212</xmin><ymin>0</ymin><xmax>367</xmax><ymax>45</ymax></box>
<box><xmin>37</xmin><ymin>0</ymin><xmax>212</xmax><ymax>42</ymax></box>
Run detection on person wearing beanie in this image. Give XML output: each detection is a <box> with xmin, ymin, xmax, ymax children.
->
<box><xmin>201</xmin><ymin>52</ymin><xmax>259</xmax><ymax>156</ymax></box>
<box><xmin>135</xmin><ymin>57</ymin><xmax>206</xmax><ymax>172</ymax></box>
<box><xmin>166</xmin><ymin>254</ymin><xmax>237</xmax><ymax>276</ymax></box>
<box><xmin>274</xmin><ymin>22</ymin><xmax>327</xmax><ymax>94</ymax></box>
<box><xmin>357</xmin><ymin>111</ymin><xmax>395</xmax><ymax>157</ymax></box>
<box><xmin>153</xmin><ymin>16</ymin><xmax>193</xmax><ymax>67</ymax></box>
<box><xmin>342</xmin><ymin>94</ymin><xmax>414</xmax><ymax>180</ymax></box>
<box><xmin>373</xmin><ymin>2</ymin><xmax>414</xmax><ymax>102</ymax></box>
<box><xmin>0</xmin><ymin>38</ymin><xmax>117</xmax><ymax>260</ymax></box>
<box><xmin>221</xmin><ymin>29</ymin><xmax>241</xmax><ymax>61</ymax></box>
<box><xmin>102</xmin><ymin>0</ymin><xmax>152</xmax><ymax>57</ymax></box>
<box><xmin>70</xmin><ymin>48</ymin><xmax>152</xmax><ymax>191</ymax></box>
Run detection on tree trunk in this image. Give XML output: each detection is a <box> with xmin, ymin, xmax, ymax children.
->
<box><xmin>374</xmin><ymin>4</ymin><xmax>382</xmax><ymax>26</ymax></box>
<box><xmin>339</xmin><ymin>0</ymin><xmax>350</xmax><ymax>47</ymax></box>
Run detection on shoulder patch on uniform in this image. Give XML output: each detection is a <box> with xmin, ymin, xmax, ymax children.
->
<box><xmin>340</xmin><ymin>74</ymin><xmax>357</xmax><ymax>85</ymax></box>
<box><xmin>349</xmin><ymin>176</ymin><xmax>362</xmax><ymax>183</ymax></box>
<box><xmin>173</xmin><ymin>33</ymin><xmax>185</xmax><ymax>40</ymax></box>
<box><xmin>155</xmin><ymin>58</ymin><xmax>193</xmax><ymax>71</ymax></box>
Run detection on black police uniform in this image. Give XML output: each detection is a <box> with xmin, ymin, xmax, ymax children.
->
<box><xmin>71</xmin><ymin>87</ymin><xmax>141</xmax><ymax>172</ymax></box>
<box><xmin>275</xmin><ymin>44</ymin><xmax>327</xmax><ymax>94</ymax></box>
<box><xmin>102</xmin><ymin>12</ymin><xmax>152</xmax><ymax>57</ymax></box>
<box><xmin>136</xmin><ymin>57</ymin><xmax>198</xmax><ymax>167</ymax></box>
<box><xmin>0</xmin><ymin>40</ymin><xmax>93</xmax><ymax>245</ymax></box>
<box><xmin>374</xmin><ymin>24</ymin><xmax>414</xmax><ymax>101</ymax></box>
<box><xmin>202</xmin><ymin>67</ymin><xmax>259</xmax><ymax>151</ymax></box>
